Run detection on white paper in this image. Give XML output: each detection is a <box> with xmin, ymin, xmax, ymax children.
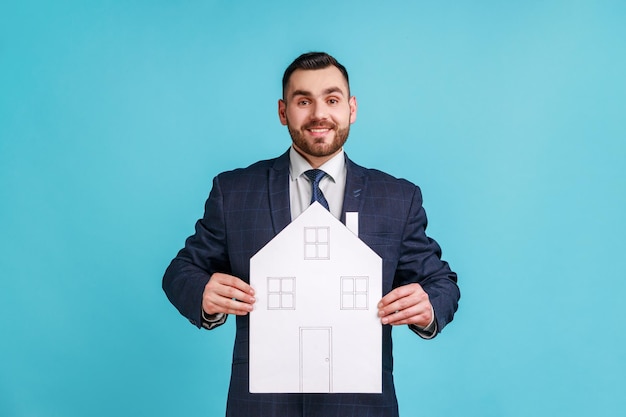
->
<box><xmin>249</xmin><ymin>202</ymin><xmax>382</xmax><ymax>393</ymax></box>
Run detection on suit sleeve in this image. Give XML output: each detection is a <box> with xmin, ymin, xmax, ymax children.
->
<box><xmin>162</xmin><ymin>176</ymin><xmax>232</xmax><ymax>329</ymax></box>
<box><xmin>394</xmin><ymin>186</ymin><xmax>460</xmax><ymax>335</ymax></box>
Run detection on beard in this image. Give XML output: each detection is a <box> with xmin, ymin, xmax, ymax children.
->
<box><xmin>287</xmin><ymin>119</ymin><xmax>350</xmax><ymax>158</ymax></box>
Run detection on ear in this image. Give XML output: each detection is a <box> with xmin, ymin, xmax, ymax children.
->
<box><xmin>349</xmin><ymin>96</ymin><xmax>358</xmax><ymax>124</ymax></box>
<box><xmin>278</xmin><ymin>99</ymin><xmax>288</xmax><ymax>126</ymax></box>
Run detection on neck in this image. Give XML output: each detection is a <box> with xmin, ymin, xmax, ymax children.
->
<box><xmin>292</xmin><ymin>146</ymin><xmax>341</xmax><ymax>169</ymax></box>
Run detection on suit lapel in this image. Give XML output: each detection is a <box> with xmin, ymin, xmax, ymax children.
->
<box><xmin>341</xmin><ymin>155</ymin><xmax>368</xmax><ymax>224</ymax></box>
<box><xmin>269</xmin><ymin>151</ymin><xmax>292</xmax><ymax>235</ymax></box>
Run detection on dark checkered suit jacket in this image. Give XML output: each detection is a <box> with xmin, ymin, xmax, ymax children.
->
<box><xmin>163</xmin><ymin>150</ymin><xmax>460</xmax><ymax>417</ymax></box>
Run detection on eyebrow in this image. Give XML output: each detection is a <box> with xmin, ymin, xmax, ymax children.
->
<box><xmin>290</xmin><ymin>87</ymin><xmax>346</xmax><ymax>99</ymax></box>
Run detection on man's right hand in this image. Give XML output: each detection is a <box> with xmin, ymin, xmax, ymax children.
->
<box><xmin>202</xmin><ymin>272</ymin><xmax>256</xmax><ymax>316</ymax></box>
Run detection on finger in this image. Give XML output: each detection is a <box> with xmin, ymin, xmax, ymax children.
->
<box><xmin>378</xmin><ymin>283</ymin><xmax>423</xmax><ymax>308</ymax></box>
<box><xmin>377</xmin><ymin>287</ymin><xmax>406</xmax><ymax>308</ymax></box>
<box><xmin>212</xmin><ymin>283</ymin><xmax>256</xmax><ymax>305</ymax></box>
<box><xmin>380</xmin><ymin>305</ymin><xmax>426</xmax><ymax>326</ymax></box>
<box><xmin>208</xmin><ymin>274</ymin><xmax>256</xmax><ymax>305</ymax></box>
<box><xmin>378</xmin><ymin>290</ymin><xmax>424</xmax><ymax>317</ymax></box>
<box><xmin>204</xmin><ymin>291</ymin><xmax>254</xmax><ymax>316</ymax></box>
<box><xmin>212</xmin><ymin>273</ymin><xmax>255</xmax><ymax>296</ymax></box>
<box><xmin>212</xmin><ymin>297</ymin><xmax>254</xmax><ymax>315</ymax></box>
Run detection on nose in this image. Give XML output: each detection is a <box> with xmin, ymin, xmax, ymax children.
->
<box><xmin>311</xmin><ymin>100</ymin><xmax>328</xmax><ymax>120</ymax></box>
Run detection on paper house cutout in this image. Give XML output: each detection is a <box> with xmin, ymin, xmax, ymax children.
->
<box><xmin>249</xmin><ymin>202</ymin><xmax>382</xmax><ymax>393</ymax></box>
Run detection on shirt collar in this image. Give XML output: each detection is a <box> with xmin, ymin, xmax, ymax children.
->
<box><xmin>289</xmin><ymin>146</ymin><xmax>345</xmax><ymax>183</ymax></box>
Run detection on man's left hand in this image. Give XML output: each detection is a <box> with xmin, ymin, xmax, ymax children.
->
<box><xmin>377</xmin><ymin>283</ymin><xmax>433</xmax><ymax>328</ymax></box>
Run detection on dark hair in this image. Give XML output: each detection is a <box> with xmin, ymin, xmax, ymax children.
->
<box><xmin>282</xmin><ymin>52</ymin><xmax>350</xmax><ymax>98</ymax></box>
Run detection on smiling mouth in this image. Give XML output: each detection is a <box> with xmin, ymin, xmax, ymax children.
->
<box><xmin>305</xmin><ymin>123</ymin><xmax>335</xmax><ymax>134</ymax></box>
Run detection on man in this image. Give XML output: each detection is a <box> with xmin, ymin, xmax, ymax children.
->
<box><xmin>163</xmin><ymin>52</ymin><xmax>460</xmax><ymax>416</ymax></box>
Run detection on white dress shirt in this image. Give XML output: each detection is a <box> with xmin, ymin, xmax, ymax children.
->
<box><xmin>288</xmin><ymin>146</ymin><xmax>346</xmax><ymax>221</ymax></box>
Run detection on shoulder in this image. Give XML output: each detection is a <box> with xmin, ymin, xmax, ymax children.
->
<box><xmin>219</xmin><ymin>157</ymin><xmax>275</xmax><ymax>177</ymax></box>
<box><xmin>215</xmin><ymin>151</ymin><xmax>289</xmax><ymax>184</ymax></box>
<box><xmin>347</xmin><ymin>157</ymin><xmax>420</xmax><ymax>196</ymax></box>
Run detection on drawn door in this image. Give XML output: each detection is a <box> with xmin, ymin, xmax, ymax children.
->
<box><xmin>299</xmin><ymin>327</ymin><xmax>332</xmax><ymax>393</ymax></box>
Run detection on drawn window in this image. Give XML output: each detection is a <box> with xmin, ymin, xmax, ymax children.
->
<box><xmin>267</xmin><ymin>277</ymin><xmax>296</xmax><ymax>310</ymax></box>
<box><xmin>304</xmin><ymin>227</ymin><xmax>330</xmax><ymax>260</ymax></box>
<box><xmin>340</xmin><ymin>277</ymin><xmax>369</xmax><ymax>310</ymax></box>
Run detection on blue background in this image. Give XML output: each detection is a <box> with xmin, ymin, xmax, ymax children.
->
<box><xmin>1</xmin><ymin>1</ymin><xmax>625</xmax><ymax>416</ymax></box>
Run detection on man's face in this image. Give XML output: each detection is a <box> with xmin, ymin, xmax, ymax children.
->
<box><xmin>278</xmin><ymin>66</ymin><xmax>357</xmax><ymax>167</ymax></box>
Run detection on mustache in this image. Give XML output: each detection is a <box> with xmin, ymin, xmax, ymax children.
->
<box><xmin>303</xmin><ymin>121</ymin><xmax>337</xmax><ymax>130</ymax></box>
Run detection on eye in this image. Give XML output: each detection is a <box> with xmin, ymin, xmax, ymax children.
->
<box><xmin>297</xmin><ymin>99</ymin><xmax>310</xmax><ymax>106</ymax></box>
<box><xmin>327</xmin><ymin>98</ymin><xmax>339</xmax><ymax>105</ymax></box>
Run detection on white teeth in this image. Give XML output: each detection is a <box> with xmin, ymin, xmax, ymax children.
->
<box><xmin>310</xmin><ymin>129</ymin><xmax>329</xmax><ymax>133</ymax></box>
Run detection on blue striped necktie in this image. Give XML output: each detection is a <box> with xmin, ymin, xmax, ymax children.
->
<box><xmin>304</xmin><ymin>169</ymin><xmax>330</xmax><ymax>211</ymax></box>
